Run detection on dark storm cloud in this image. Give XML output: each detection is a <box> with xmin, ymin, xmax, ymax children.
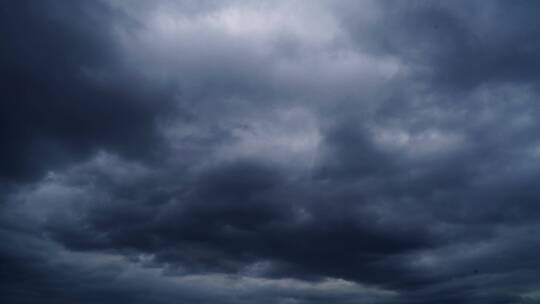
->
<box><xmin>3</xmin><ymin>1</ymin><xmax>540</xmax><ymax>304</ymax></box>
<box><xmin>0</xmin><ymin>0</ymin><xmax>174</xmax><ymax>182</ymax></box>
<box><xmin>336</xmin><ymin>0</ymin><xmax>540</xmax><ymax>90</ymax></box>
<box><xmin>24</xmin><ymin>158</ymin><xmax>430</xmax><ymax>280</ymax></box>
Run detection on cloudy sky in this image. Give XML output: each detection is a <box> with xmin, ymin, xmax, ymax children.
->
<box><xmin>2</xmin><ymin>1</ymin><xmax>540</xmax><ymax>303</ymax></box>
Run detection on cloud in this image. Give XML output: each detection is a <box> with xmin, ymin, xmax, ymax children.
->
<box><xmin>2</xmin><ymin>1</ymin><xmax>540</xmax><ymax>304</ymax></box>
<box><xmin>0</xmin><ymin>0</ymin><xmax>174</xmax><ymax>182</ymax></box>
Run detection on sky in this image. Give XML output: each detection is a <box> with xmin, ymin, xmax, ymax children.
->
<box><xmin>2</xmin><ymin>1</ymin><xmax>540</xmax><ymax>303</ymax></box>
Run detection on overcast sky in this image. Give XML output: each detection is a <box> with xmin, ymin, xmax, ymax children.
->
<box><xmin>2</xmin><ymin>1</ymin><xmax>540</xmax><ymax>303</ymax></box>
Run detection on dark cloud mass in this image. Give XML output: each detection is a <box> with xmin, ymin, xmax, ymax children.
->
<box><xmin>2</xmin><ymin>1</ymin><xmax>540</xmax><ymax>303</ymax></box>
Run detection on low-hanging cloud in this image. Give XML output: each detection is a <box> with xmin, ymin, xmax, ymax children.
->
<box><xmin>2</xmin><ymin>1</ymin><xmax>540</xmax><ymax>304</ymax></box>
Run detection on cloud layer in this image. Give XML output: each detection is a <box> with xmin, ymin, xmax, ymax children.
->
<box><xmin>3</xmin><ymin>1</ymin><xmax>540</xmax><ymax>303</ymax></box>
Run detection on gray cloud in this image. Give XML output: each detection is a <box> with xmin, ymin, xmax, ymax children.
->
<box><xmin>2</xmin><ymin>1</ymin><xmax>540</xmax><ymax>303</ymax></box>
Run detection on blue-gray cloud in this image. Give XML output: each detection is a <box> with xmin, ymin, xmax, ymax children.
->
<box><xmin>2</xmin><ymin>1</ymin><xmax>540</xmax><ymax>304</ymax></box>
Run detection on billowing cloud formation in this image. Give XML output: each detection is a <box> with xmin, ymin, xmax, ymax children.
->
<box><xmin>2</xmin><ymin>1</ymin><xmax>540</xmax><ymax>303</ymax></box>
